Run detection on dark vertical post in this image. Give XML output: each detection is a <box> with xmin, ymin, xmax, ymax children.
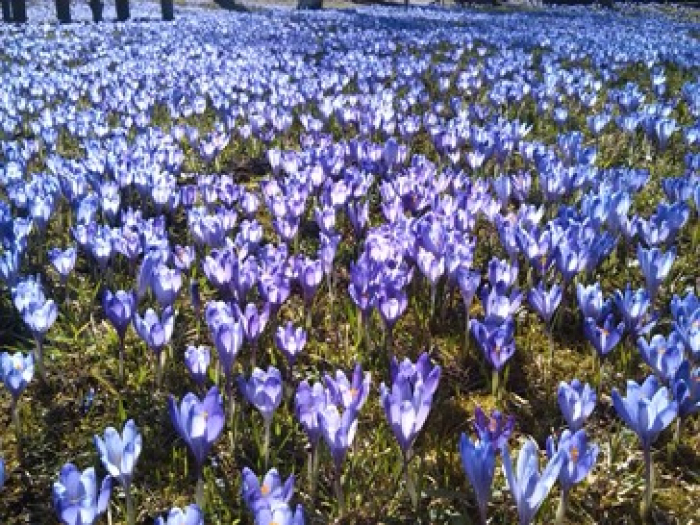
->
<box><xmin>116</xmin><ymin>0</ymin><xmax>129</xmax><ymax>21</ymax></box>
<box><xmin>10</xmin><ymin>0</ymin><xmax>25</xmax><ymax>22</ymax></box>
<box><xmin>161</xmin><ymin>0</ymin><xmax>173</xmax><ymax>21</ymax></box>
<box><xmin>56</xmin><ymin>0</ymin><xmax>71</xmax><ymax>22</ymax></box>
<box><xmin>88</xmin><ymin>0</ymin><xmax>103</xmax><ymax>21</ymax></box>
<box><xmin>2</xmin><ymin>0</ymin><xmax>12</xmax><ymax>23</ymax></box>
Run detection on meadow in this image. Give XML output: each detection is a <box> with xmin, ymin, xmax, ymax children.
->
<box><xmin>0</xmin><ymin>3</ymin><xmax>699</xmax><ymax>524</ymax></box>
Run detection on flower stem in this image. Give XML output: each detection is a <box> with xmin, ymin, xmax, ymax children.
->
<box><xmin>195</xmin><ymin>474</ymin><xmax>205</xmax><ymax>511</ymax></box>
<box><xmin>491</xmin><ymin>368</ymin><xmax>500</xmax><ymax>401</ymax></box>
<box><xmin>263</xmin><ymin>419</ymin><xmax>271</xmax><ymax>470</ymax></box>
<box><xmin>403</xmin><ymin>452</ymin><xmax>419</xmax><ymax>511</ymax></box>
<box><xmin>118</xmin><ymin>336</ymin><xmax>125</xmax><ymax>382</ymax></box>
<box><xmin>34</xmin><ymin>338</ymin><xmax>46</xmax><ymax>383</ymax></box>
<box><xmin>334</xmin><ymin>464</ymin><xmax>345</xmax><ymax>518</ymax></box>
<box><xmin>555</xmin><ymin>488</ymin><xmax>569</xmax><ymax>525</ymax></box>
<box><xmin>642</xmin><ymin>445</ymin><xmax>654</xmax><ymax>521</ymax></box>
<box><xmin>125</xmin><ymin>486</ymin><xmax>136</xmax><ymax>525</ymax></box>
<box><xmin>11</xmin><ymin>398</ymin><xmax>22</xmax><ymax>460</ymax></box>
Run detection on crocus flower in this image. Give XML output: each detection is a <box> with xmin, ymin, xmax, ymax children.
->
<box><xmin>1</xmin><ymin>352</ymin><xmax>34</xmax><ymax>401</ymax></box>
<box><xmin>53</xmin><ymin>464</ymin><xmax>112</xmax><ymax>525</ymax></box>
<box><xmin>241</xmin><ymin>467</ymin><xmax>295</xmax><ymax>514</ymax></box>
<box><xmin>473</xmin><ymin>406</ymin><xmax>515</xmax><ymax>450</ymax></box>
<box><xmin>612</xmin><ymin>374</ymin><xmax>678</xmax><ymax>450</ymax></box>
<box><xmin>168</xmin><ymin>386</ymin><xmax>224</xmax><ymax>473</ymax></box>
<box><xmin>154</xmin><ymin>505</ymin><xmax>204</xmax><ymax>525</ymax></box>
<box><xmin>576</xmin><ymin>282</ymin><xmax>609</xmax><ymax>322</ymax></box>
<box><xmin>212</xmin><ymin>320</ymin><xmax>244</xmax><ymax>377</ymax></box>
<box><xmin>637</xmin><ymin>333</ymin><xmax>684</xmax><ymax>382</ymax></box>
<box><xmin>583</xmin><ymin>314</ymin><xmax>624</xmax><ymax>357</ymax></box>
<box><xmin>239</xmin><ymin>366</ymin><xmax>284</xmax><ymax>425</ymax></box>
<box><xmin>295</xmin><ymin>380</ymin><xmax>328</xmax><ymax>447</ymax></box>
<box><xmin>557</xmin><ymin>379</ymin><xmax>596</xmax><ymax>431</ymax></box>
<box><xmin>0</xmin><ymin>457</ymin><xmax>4</xmax><ymax>490</ymax></box>
<box><xmin>23</xmin><ymin>298</ymin><xmax>58</xmax><ymax>341</ymax></box>
<box><xmin>324</xmin><ymin>363</ymin><xmax>371</xmax><ymax>411</ymax></box>
<box><xmin>459</xmin><ymin>433</ymin><xmax>495</xmax><ymax>525</ymax></box>
<box><xmin>133</xmin><ymin>306</ymin><xmax>175</xmax><ymax>355</ymax></box>
<box><xmin>319</xmin><ymin>404</ymin><xmax>358</xmax><ymax>470</ymax></box>
<box><xmin>103</xmin><ymin>289</ymin><xmax>136</xmax><ymax>340</ymax></box>
<box><xmin>184</xmin><ymin>346</ymin><xmax>210</xmax><ymax>387</ymax></box>
<box><xmin>527</xmin><ymin>281</ymin><xmax>562</xmax><ymax>326</ymax></box>
<box><xmin>94</xmin><ymin>419</ymin><xmax>142</xmax><ymax>490</ymax></box>
<box><xmin>151</xmin><ymin>264</ymin><xmax>183</xmax><ymax>308</ymax></box>
<box><xmin>673</xmin><ymin>361</ymin><xmax>700</xmax><ymax>420</ymax></box>
<box><xmin>49</xmin><ymin>246</ymin><xmax>77</xmax><ymax>284</ymax></box>
<box><xmin>545</xmin><ymin>429</ymin><xmax>598</xmax><ymax>492</ymax></box>
<box><xmin>275</xmin><ymin>322</ymin><xmax>307</xmax><ymax>367</ymax></box>
<box><xmin>614</xmin><ymin>286</ymin><xmax>657</xmax><ymax>337</ymax></box>
<box><xmin>637</xmin><ymin>244</ymin><xmax>675</xmax><ymax>299</ymax></box>
<box><xmin>380</xmin><ymin>353</ymin><xmax>441</xmax><ymax>455</ymax></box>
<box><xmin>470</xmin><ymin>317</ymin><xmax>516</xmax><ymax>372</ymax></box>
<box><xmin>236</xmin><ymin>302</ymin><xmax>270</xmax><ymax>344</ymax></box>
<box><xmin>502</xmin><ymin>439</ymin><xmax>563</xmax><ymax>525</ymax></box>
<box><xmin>612</xmin><ymin>374</ymin><xmax>678</xmax><ymax>517</ymax></box>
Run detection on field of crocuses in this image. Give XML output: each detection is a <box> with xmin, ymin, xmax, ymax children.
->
<box><xmin>1</xmin><ymin>3</ymin><xmax>700</xmax><ymax>524</ymax></box>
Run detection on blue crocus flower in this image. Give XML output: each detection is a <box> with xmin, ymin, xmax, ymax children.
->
<box><xmin>241</xmin><ymin>467</ymin><xmax>297</xmax><ymax>522</ymax></box>
<box><xmin>380</xmin><ymin>353</ymin><xmax>441</xmax><ymax>456</ymax></box>
<box><xmin>502</xmin><ymin>439</ymin><xmax>563</xmax><ymax>525</ymax></box>
<box><xmin>154</xmin><ymin>504</ymin><xmax>204</xmax><ymax>525</ymax></box>
<box><xmin>239</xmin><ymin>366</ymin><xmax>283</xmax><ymax>425</ymax></box>
<box><xmin>94</xmin><ymin>419</ymin><xmax>142</xmax><ymax>490</ymax></box>
<box><xmin>527</xmin><ymin>281</ymin><xmax>562</xmax><ymax>326</ymax></box>
<box><xmin>672</xmin><ymin>361</ymin><xmax>700</xmax><ymax>419</ymax></box>
<box><xmin>546</xmin><ymin>429</ymin><xmax>598</xmax><ymax>492</ymax></box>
<box><xmin>168</xmin><ymin>386</ymin><xmax>224</xmax><ymax>474</ymax></box>
<box><xmin>1</xmin><ymin>352</ymin><xmax>34</xmax><ymax>401</ymax></box>
<box><xmin>637</xmin><ymin>244</ymin><xmax>675</xmax><ymax>300</ymax></box>
<box><xmin>557</xmin><ymin>379</ymin><xmax>596</xmax><ymax>432</ymax></box>
<box><xmin>584</xmin><ymin>314</ymin><xmax>625</xmax><ymax>357</ymax></box>
<box><xmin>576</xmin><ymin>282</ymin><xmax>610</xmax><ymax>322</ymax></box>
<box><xmin>473</xmin><ymin>406</ymin><xmax>515</xmax><ymax>451</ymax></box>
<box><xmin>612</xmin><ymin>375</ymin><xmax>677</xmax><ymax>450</ymax></box>
<box><xmin>459</xmin><ymin>433</ymin><xmax>495</xmax><ymax>525</ymax></box>
<box><xmin>614</xmin><ymin>285</ymin><xmax>657</xmax><ymax>338</ymax></box>
<box><xmin>637</xmin><ymin>332</ymin><xmax>685</xmax><ymax>382</ymax></box>
<box><xmin>52</xmin><ymin>464</ymin><xmax>112</xmax><ymax>525</ymax></box>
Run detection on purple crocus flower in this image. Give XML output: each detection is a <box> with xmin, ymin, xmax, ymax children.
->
<box><xmin>168</xmin><ymin>386</ymin><xmax>224</xmax><ymax>472</ymax></box>
<box><xmin>583</xmin><ymin>314</ymin><xmax>624</xmax><ymax>357</ymax></box>
<box><xmin>673</xmin><ymin>361</ymin><xmax>700</xmax><ymax>419</ymax></box>
<box><xmin>576</xmin><ymin>282</ymin><xmax>609</xmax><ymax>322</ymax></box>
<box><xmin>239</xmin><ymin>367</ymin><xmax>283</xmax><ymax>425</ymax></box>
<box><xmin>470</xmin><ymin>317</ymin><xmax>516</xmax><ymax>371</ymax></box>
<box><xmin>473</xmin><ymin>406</ymin><xmax>515</xmax><ymax>450</ymax></box>
<box><xmin>614</xmin><ymin>286</ymin><xmax>657</xmax><ymax>338</ymax></box>
<box><xmin>236</xmin><ymin>302</ymin><xmax>270</xmax><ymax>344</ymax></box>
<box><xmin>380</xmin><ymin>353</ymin><xmax>441</xmax><ymax>455</ymax></box>
<box><xmin>133</xmin><ymin>306</ymin><xmax>175</xmax><ymax>356</ymax></box>
<box><xmin>103</xmin><ymin>289</ymin><xmax>136</xmax><ymax>340</ymax></box>
<box><xmin>94</xmin><ymin>419</ymin><xmax>142</xmax><ymax>490</ymax></box>
<box><xmin>637</xmin><ymin>333</ymin><xmax>685</xmax><ymax>382</ymax></box>
<box><xmin>324</xmin><ymin>363</ymin><xmax>371</xmax><ymax>411</ymax></box>
<box><xmin>480</xmin><ymin>283</ymin><xmax>522</xmax><ymax>324</ymax></box>
<box><xmin>546</xmin><ymin>429</ymin><xmax>598</xmax><ymax>492</ymax></box>
<box><xmin>48</xmin><ymin>246</ymin><xmax>77</xmax><ymax>284</ymax></box>
<box><xmin>275</xmin><ymin>322</ymin><xmax>307</xmax><ymax>367</ymax></box>
<box><xmin>295</xmin><ymin>380</ymin><xmax>328</xmax><ymax>447</ymax></box>
<box><xmin>557</xmin><ymin>379</ymin><xmax>596</xmax><ymax>432</ymax></box>
<box><xmin>612</xmin><ymin>374</ymin><xmax>678</xmax><ymax>450</ymax></box>
<box><xmin>52</xmin><ymin>464</ymin><xmax>112</xmax><ymax>525</ymax></box>
<box><xmin>241</xmin><ymin>467</ymin><xmax>295</xmax><ymax>516</ymax></box>
<box><xmin>299</xmin><ymin>257</ymin><xmax>323</xmax><ymax>306</ymax></box>
<box><xmin>502</xmin><ymin>439</ymin><xmax>563</xmax><ymax>525</ymax></box>
<box><xmin>212</xmin><ymin>320</ymin><xmax>244</xmax><ymax>378</ymax></box>
<box><xmin>22</xmin><ymin>298</ymin><xmax>58</xmax><ymax>342</ymax></box>
<box><xmin>151</xmin><ymin>264</ymin><xmax>183</xmax><ymax>308</ymax></box>
<box><xmin>319</xmin><ymin>404</ymin><xmax>358</xmax><ymax>469</ymax></box>
<box><xmin>377</xmin><ymin>285</ymin><xmax>408</xmax><ymax>331</ymax></box>
<box><xmin>459</xmin><ymin>433</ymin><xmax>495</xmax><ymax>525</ymax></box>
<box><xmin>0</xmin><ymin>352</ymin><xmax>34</xmax><ymax>401</ymax></box>
<box><xmin>486</xmin><ymin>258</ymin><xmax>518</xmax><ymax>288</ymax></box>
<box><xmin>527</xmin><ymin>281</ymin><xmax>562</xmax><ymax>326</ymax></box>
<box><xmin>154</xmin><ymin>505</ymin><xmax>204</xmax><ymax>525</ymax></box>
<box><xmin>184</xmin><ymin>346</ymin><xmax>211</xmax><ymax>387</ymax></box>
<box><xmin>637</xmin><ymin>244</ymin><xmax>675</xmax><ymax>299</ymax></box>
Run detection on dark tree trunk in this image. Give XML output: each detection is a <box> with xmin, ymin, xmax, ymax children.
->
<box><xmin>55</xmin><ymin>0</ymin><xmax>71</xmax><ymax>23</ymax></box>
<box><xmin>297</xmin><ymin>0</ymin><xmax>322</xmax><ymax>9</ymax></box>
<box><xmin>2</xmin><ymin>0</ymin><xmax>12</xmax><ymax>23</ymax></box>
<box><xmin>88</xmin><ymin>0</ymin><xmax>103</xmax><ymax>22</ymax></box>
<box><xmin>116</xmin><ymin>0</ymin><xmax>129</xmax><ymax>21</ymax></box>
<box><xmin>10</xmin><ymin>0</ymin><xmax>25</xmax><ymax>22</ymax></box>
<box><xmin>161</xmin><ymin>0</ymin><xmax>174</xmax><ymax>20</ymax></box>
